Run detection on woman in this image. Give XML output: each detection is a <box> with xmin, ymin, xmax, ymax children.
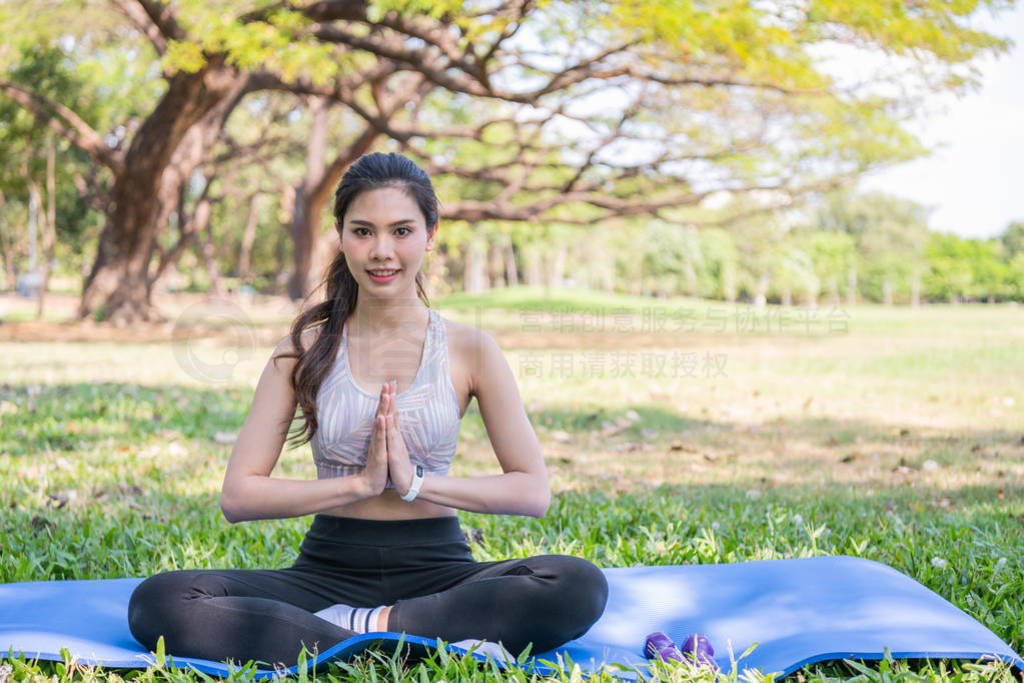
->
<box><xmin>127</xmin><ymin>152</ymin><xmax>608</xmax><ymax>669</ymax></box>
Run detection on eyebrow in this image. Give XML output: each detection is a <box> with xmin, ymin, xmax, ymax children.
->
<box><xmin>348</xmin><ymin>219</ymin><xmax>417</xmax><ymax>227</ymax></box>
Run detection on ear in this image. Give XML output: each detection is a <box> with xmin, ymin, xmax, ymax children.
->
<box><xmin>426</xmin><ymin>220</ymin><xmax>438</xmax><ymax>252</ymax></box>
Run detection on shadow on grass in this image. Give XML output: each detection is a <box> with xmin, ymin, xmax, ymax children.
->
<box><xmin>0</xmin><ymin>381</ymin><xmax>255</xmax><ymax>457</ymax></box>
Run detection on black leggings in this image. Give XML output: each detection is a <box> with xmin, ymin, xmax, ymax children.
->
<box><xmin>127</xmin><ymin>515</ymin><xmax>608</xmax><ymax>667</ymax></box>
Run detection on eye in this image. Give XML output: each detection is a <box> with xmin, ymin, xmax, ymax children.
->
<box><xmin>353</xmin><ymin>227</ymin><xmax>370</xmax><ymax>236</ymax></box>
<box><xmin>396</xmin><ymin>227</ymin><xmax>412</xmax><ymax>236</ymax></box>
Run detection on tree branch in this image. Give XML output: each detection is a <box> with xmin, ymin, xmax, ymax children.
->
<box><xmin>107</xmin><ymin>0</ymin><xmax>168</xmax><ymax>55</ymax></box>
<box><xmin>0</xmin><ymin>81</ymin><xmax>125</xmax><ymax>174</ymax></box>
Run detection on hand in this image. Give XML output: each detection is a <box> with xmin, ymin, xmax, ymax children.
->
<box><xmin>359</xmin><ymin>382</ymin><xmax>390</xmax><ymax>498</ymax></box>
<box><xmin>384</xmin><ymin>379</ymin><xmax>415</xmax><ymax>497</ymax></box>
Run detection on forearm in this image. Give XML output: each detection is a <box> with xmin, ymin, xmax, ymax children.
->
<box><xmin>415</xmin><ymin>471</ymin><xmax>550</xmax><ymax>517</ymax></box>
<box><xmin>220</xmin><ymin>473</ymin><xmax>370</xmax><ymax>523</ymax></box>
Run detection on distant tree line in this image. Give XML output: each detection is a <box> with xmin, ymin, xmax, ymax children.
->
<box><xmin>4</xmin><ymin>177</ymin><xmax>1022</xmax><ymax>307</ymax></box>
<box><xmin>442</xmin><ymin>191</ymin><xmax>1024</xmax><ymax>306</ymax></box>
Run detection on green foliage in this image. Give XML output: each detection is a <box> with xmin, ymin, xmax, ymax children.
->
<box><xmin>0</xmin><ymin>43</ymin><xmax>109</xmax><ymax>265</ymax></box>
<box><xmin>923</xmin><ymin>233</ymin><xmax>1014</xmax><ymax>303</ymax></box>
<box><xmin>1001</xmin><ymin>221</ymin><xmax>1024</xmax><ymax>257</ymax></box>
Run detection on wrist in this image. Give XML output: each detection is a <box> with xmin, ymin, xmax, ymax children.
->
<box><xmin>355</xmin><ymin>471</ymin><xmax>378</xmax><ymax>500</ymax></box>
<box><xmin>401</xmin><ymin>465</ymin><xmax>425</xmax><ymax>502</ymax></box>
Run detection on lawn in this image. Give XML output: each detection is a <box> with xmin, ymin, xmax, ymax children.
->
<box><xmin>1</xmin><ymin>287</ymin><xmax>1022</xmax><ymax>682</ymax></box>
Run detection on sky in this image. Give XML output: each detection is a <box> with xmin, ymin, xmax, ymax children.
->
<box><xmin>857</xmin><ymin>3</ymin><xmax>1024</xmax><ymax>240</ymax></box>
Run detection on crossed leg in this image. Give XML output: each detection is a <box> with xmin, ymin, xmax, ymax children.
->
<box><xmin>127</xmin><ymin>554</ymin><xmax>608</xmax><ymax>667</ymax></box>
<box><xmin>386</xmin><ymin>554</ymin><xmax>609</xmax><ymax>657</ymax></box>
<box><xmin>127</xmin><ymin>567</ymin><xmax>360</xmax><ymax>667</ymax></box>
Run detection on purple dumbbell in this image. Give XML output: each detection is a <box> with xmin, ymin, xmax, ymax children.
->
<box><xmin>681</xmin><ymin>633</ymin><xmax>718</xmax><ymax>669</ymax></box>
<box><xmin>643</xmin><ymin>631</ymin><xmax>683</xmax><ymax>662</ymax></box>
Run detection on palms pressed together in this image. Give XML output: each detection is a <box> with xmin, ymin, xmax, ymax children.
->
<box><xmin>365</xmin><ymin>379</ymin><xmax>415</xmax><ymax>497</ymax></box>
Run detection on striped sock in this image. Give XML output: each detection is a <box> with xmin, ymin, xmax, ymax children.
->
<box><xmin>314</xmin><ymin>603</ymin><xmax>387</xmax><ymax>633</ymax></box>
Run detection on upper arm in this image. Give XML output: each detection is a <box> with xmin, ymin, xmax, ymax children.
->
<box><xmin>469</xmin><ymin>329</ymin><xmax>548</xmax><ymax>481</ymax></box>
<box><xmin>223</xmin><ymin>329</ymin><xmax>316</xmax><ymax>486</ymax></box>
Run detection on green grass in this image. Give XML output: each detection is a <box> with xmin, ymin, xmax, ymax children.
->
<box><xmin>2</xmin><ymin>287</ymin><xmax>1023</xmax><ymax>682</ymax></box>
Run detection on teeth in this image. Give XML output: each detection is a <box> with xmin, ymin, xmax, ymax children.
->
<box><xmin>369</xmin><ymin>270</ymin><xmax>398</xmax><ymax>276</ymax></box>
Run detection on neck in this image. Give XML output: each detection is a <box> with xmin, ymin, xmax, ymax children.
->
<box><xmin>348</xmin><ymin>294</ymin><xmax>429</xmax><ymax>336</ymax></box>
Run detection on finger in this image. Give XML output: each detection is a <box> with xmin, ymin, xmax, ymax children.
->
<box><xmin>369</xmin><ymin>415</ymin><xmax>381</xmax><ymax>448</ymax></box>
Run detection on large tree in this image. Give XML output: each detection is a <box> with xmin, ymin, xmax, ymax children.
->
<box><xmin>0</xmin><ymin>0</ymin><xmax>1012</xmax><ymax>323</ymax></box>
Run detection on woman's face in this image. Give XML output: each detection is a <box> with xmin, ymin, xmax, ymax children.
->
<box><xmin>338</xmin><ymin>185</ymin><xmax>436</xmax><ymax>296</ymax></box>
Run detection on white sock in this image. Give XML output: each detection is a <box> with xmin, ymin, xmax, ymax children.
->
<box><xmin>314</xmin><ymin>603</ymin><xmax>387</xmax><ymax>633</ymax></box>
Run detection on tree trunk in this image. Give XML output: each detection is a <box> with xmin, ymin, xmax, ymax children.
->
<box><xmin>196</xmin><ymin>208</ymin><xmax>227</xmax><ymax>297</ymax></box>
<box><xmin>504</xmin><ymin>240</ymin><xmax>519</xmax><ymax>287</ymax></box>
<box><xmin>150</xmin><ymin>183</ymin><xmax>213</xmax><ymax>293</ymax></box>
<box><xmin>27</xmin><ymin>171</ymin><xmax>39</xmax><ymax>272</ymax></box>
<box><xmin>522</xmin><ymin>243</ymin><xmax>543</xmax><ymax>287</ymax></box>
<box><xmin>77</xmin><ymin>61</ymin><xmax>248</xmax><ymax>325</ymax></box>
<box><xmin>35</xmin><ymin>135</ymin><xmax>58</xmax><ymax>319</ymax></box>
<box><xmin>827</xmin><ymin>275</ymin><xmax>839</xmax><ymax>307</ymax></box>
<box><xmin>464</xmin><ymin>239</ymin><xmax>486</xmax><ymax>293</ymax></box>
<box><xmin>424</xmin><ymin>242</ymin><xmax>449</xmax><ymax>298</ymax></box>
<box><xmin>846</xmin><ymin>267</ymin><xmax>857</xmax><ymax>307</ymax></box>
<box><xmin>549</xmin><ymin>243</ymin><xmax>566</xmax><ymax>288</ymax></box>
<box><xmin>723</xmin><ymin>266</ymin><xmax>737</xmax><ymax>303</ymax></box>
<box><xmin>287</xmin><ymin>98</ymin><xmax>330</xmax><ymax>301</ymax></box>
<box><xmin>754</xmin><ymin>271</ymin><xmax>769</xmax><ymax>308</ymax></box>
<box><xmin>883</xmin><ymin>278</ymin><xmax>893</xmax><ymax>306</ymax></box>
<box><xmin>685</xmin><ymin>260</ymin><xmax>698</xmax><ymax>299</ymax></box>
<box><xmin>0</xmin><ymin>190</ymin><xmax>13</xmax><ymax>291</ymax></box>
<box><xmin>781</xmin><ymin>286</ymin><xmax>792</xmax><ymax>307</ymax></box>
<box><xmin>238</xmin><ymin>194</ymin><xmax>261</xmax><ymax>281</ymax></box>
<box><xmin>487</xmin><ymin>239</ymin><xmax>505</xmax><ymax>288</ymax></box>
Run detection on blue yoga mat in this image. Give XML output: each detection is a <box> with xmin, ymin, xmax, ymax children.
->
<box><xmin>2</xmin><ymin>556</ymin><xmax>1020</xmax><ymax>679</ymax></box>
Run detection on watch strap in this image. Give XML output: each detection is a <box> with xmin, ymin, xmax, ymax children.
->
<box><xmin>401</xmin><ymin>465</ymin><xmax>424</xmax><ymax>502</ymax></box>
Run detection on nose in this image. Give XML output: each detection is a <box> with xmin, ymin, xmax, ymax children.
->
<box><xmin>369</xmin><ymin>234</ymin><xmax>395</xmax><ymax>261</ymax></box>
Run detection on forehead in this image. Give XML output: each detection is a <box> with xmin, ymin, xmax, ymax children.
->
<box><xmin>345</xmin><ymin>186</ymin><xmax>423</xmax><ymax>223</ymax></box>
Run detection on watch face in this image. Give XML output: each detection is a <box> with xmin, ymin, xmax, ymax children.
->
<box><xmin>416</xmin><ymin>465</ymin><xmax>424</xmax><ymax>477</ymax></box>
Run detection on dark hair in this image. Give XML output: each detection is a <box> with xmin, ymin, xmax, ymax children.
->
<box><xmin>275</xmin><ymin>152</ymin><xmax>438</xmax><ymax>448</ymax></box>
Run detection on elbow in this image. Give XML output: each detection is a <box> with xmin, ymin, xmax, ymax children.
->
<box><xmin>529</xmin><ymin>488</ymin><xmax>551</xmax><ymax>518</ymax></box>
<box><xmin>219</xmin><ymin>487</ymin><xmax>246</xmax><ymax>524</ymax></box>
<box><xmin>220</xmin><ymin>497</ymin><xmax>242</xmax><ymax>524</ymax></box>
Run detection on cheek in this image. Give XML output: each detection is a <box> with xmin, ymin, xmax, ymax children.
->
<box><xmin>400</xmin><ymin>240</ymin><xmax>428</xmax><ymax>260</ymax></box>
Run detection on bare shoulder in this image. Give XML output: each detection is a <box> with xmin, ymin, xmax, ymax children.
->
<box><xmin>271</xmin><ymin>327</ymin><xmax>323</xmax><ymax>365</ymax></box>
<box><xmin>442</xmin><ymin>318</ymin><xmax>504</xmax><ymax>396</ymax></box>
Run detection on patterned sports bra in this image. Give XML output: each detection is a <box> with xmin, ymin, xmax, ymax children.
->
<box><xmin>311</xmin><ymin>308</ymin><xmax>462</xmax><ymax>487</ymax></box>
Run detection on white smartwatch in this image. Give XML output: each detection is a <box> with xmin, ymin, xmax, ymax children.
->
<box><xmin>400</xmin><ymin>465</ymin><xmax>424</xmax><ymax>502</ymax></box>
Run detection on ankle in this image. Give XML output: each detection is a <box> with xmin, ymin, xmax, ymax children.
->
<box><xmin>376</xmin><ymin>605</ymin><xmax>392</xmax><ymax>631</ymax></box>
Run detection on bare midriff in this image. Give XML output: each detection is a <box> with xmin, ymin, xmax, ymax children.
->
<box><xmin>320</xmin><ymin>488</ymin><xmax>456</xmax><ymax>520</ymax></box>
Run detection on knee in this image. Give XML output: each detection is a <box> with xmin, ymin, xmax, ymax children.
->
<box><xmin>540</xmin><ymin>555</ymin><xmax>609</xmax><ymax>633</ymax></box>
<box><xmin>127</xmin><ymin>571</ymin><xmax>200</xmax><ymax>649</ymax></box>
